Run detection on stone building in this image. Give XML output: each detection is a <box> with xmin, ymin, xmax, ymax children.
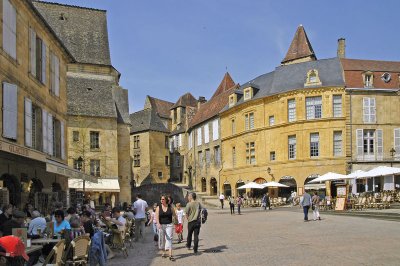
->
<box><xmin>33</xmin><ymin>1</ymin><xmax>131</xmax><ymax>205</ymax></box>
<box><xmin>0</xmin><ymin>0</ymin><xmax>95</xmax><ymax>210</ymax></box>
<box><xmin>220</xmin><ymin>25</ymin><xmax>348</xmax><ymax>198</ymax></box>
<box><xmin>130</xmin><ymin>96</ymin><xmax>173</xmax><ymax>185</ymax></box>
<box><xmin>169</xmin><ymin>93</ymin><xmax>198</xmax><ymax>184</ymax></box>
<box><xmin>187</xmin><ymin>73</ymin><xmax>238</xmax><ymax>196</ymax></box>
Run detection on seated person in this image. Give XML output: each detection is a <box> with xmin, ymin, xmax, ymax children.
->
<box><xmin>0</xmin><ymin>210</ymin><xmax>25</xmax><ymax>236</ymax></box>
<box><xmin>81</xmin><ymin>211</ymin><xmax>94</xmax><ymax>237</ymax></box>
<box><xmin>53</xmin><ymin>210</ymin><xmax>71</xmax><ymax>237</ymax></box>
<box><xmin>105</xmin><ymin>207</ymin><xmax>126</xmax><ymax>231</ymax></box>
<box><xmin>28</xmin><ymin>211</ymin><xmax>46</xmax><ymax>238</ymax></box>
<box><xmin>65</xmin><ymin>207</ymin><xmax>78</xmax><ymax>222</ymax></box>
<box><xmin>69</xmin><ymin>215</ymin><xmax>84</xmax><ymax>239</ymax></box>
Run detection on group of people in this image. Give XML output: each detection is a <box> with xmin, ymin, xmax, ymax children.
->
<box><xmin>219</xmin><ymin>192</ymin><xmax>272</xmax><ymax>214</ymax></box>
<box><xmin>300</xmin><ymin>191</ymin><xmax>322</xmax><ymax>221</ymax></box>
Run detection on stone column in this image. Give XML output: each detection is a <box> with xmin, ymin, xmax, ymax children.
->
<box><xmin>117</xmin><ymin>124</ymin><xmax>131</xmax><ymax>203</ymax></box>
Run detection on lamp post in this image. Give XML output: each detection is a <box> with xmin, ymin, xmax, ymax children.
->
<box><xmin>390</xmin><ymin>148</ymin><xmax>396</xmax><ymax>167</ymax></box>
<box><xmin>77</xmin><ymin>156</ymin><xmax>85</xmax><ymax>193</ymax></box>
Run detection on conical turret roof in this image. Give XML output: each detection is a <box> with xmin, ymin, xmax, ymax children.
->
<box><xmin>281</xmin><ymin>25</ymin><xmax>316</xmax><ymax>64</ymax></box>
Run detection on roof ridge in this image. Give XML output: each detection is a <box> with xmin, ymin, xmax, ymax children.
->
<box><xmin>148</xmin><ymin>95</ymin><xmax>174</xmax><ymax>105</ymax></box>
<box><xmin>341</xmin><ymin>58</ymin><xmax>400</xmax><ymax>64</ymax></box>
<box><xmin>32</xmin><ymin>1</ymin><xmax>106</xmax><ymax>12</ymax></box>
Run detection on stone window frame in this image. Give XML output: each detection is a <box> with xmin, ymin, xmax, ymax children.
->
<box><xmin>288</xmin><ymin>98</ymin><xmax>296</xmax><ymax>122</ymax></box>
<box><xmin>244</xmin><ymin>112</ymin><xmax>255</xmax><ymax>130</ymax></box>
<box><xmin>73</xmin><ymin>131</ymin><xmax>80</xmax><ymax>142</ymax></box>
<box><xmin>90</xmin><ymin>131</ymin><xmax>100</xmax><ymax>150</ymax></box>
<box><xmin>269</xmin><ymin>115</ymin><xmax>275</xmax><ymax>126</ymax></box>
<box><xmin>304</xmin><ymin>69</ymin><xmax>322</xmax><ymax>87</ymax></box>
<box><xmin>332</xmin><ymin>95</ymin><xmax>343</xmax><ymax>117</ymax></box>
<box><xmin>243</xmin><ymin>87</ymin><xmax>253</xmax><ymax>101</ymax></box>
<box><xmin>333</xmin><ymin>131</ymin><xmax>342</xmax><ymax>156</ymax></box>
<box><xmin>270</xmin><ymin>151</ymin><xmax>276</xmax><ymax>161</ymax></box>
<box><xmin>90</xmin><ymin>159</ymin><xmax>101</xmax><ymax>177</ymax></box>
<box><xmin>362</xmin><ymin>71</ymin><xmax>374</xmax><ymax>88</ymax></box>
<box><xmin>246</xmin><ymin>141</ymin><xmax>256</xmax><ymax>165</ymax></box>
<box><xmin>310</xmin><ymin>133</ymin><xmax>320</xmax><ymax>158</ymax></box>
<box><xmin>288</xmin><ymin>135</ymin><xmax>296</xmax><ymax>160</ymax></box>
<box><xmin>229</xmin><ymin>94</ymin><xmax>236</xmax><ymax>107</ymax></box>
<box><xmin>133</xmin><ymin>135</ymin><xmax>140</xmax><ymax>149</ymax></box>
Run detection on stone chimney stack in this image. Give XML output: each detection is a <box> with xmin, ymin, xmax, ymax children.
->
<box><xmin>197</xmin><ymin>96</ymin><xmax>207</xmax><ymax>109</ymax></box>
<box><xmin>337</xmin><ymin>38</ymin><xmax>346</xmax><ymax>58</ymax></box>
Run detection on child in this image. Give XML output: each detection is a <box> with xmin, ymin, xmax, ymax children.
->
<box><xmin>175</xmin><ymin>203</ymin><xmax>185</xmax><ymax>243</ymax></box>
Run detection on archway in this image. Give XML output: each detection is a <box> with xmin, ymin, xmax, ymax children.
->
<box><xmin>236</xmin><ymin>180</ymin><xmax>245</xmax><ymax>197</ymax></box>
<box><xmin>253</xmin><ymin>178</ymin><xmax>267</xmax><ymax>198</ymax></box>
<box><xmin>223</xmin><ymin>183</ymin><xmax>232</xmax><ymax>197</ymax></box>
<box><xmin>0</xmin><ymin>174</ymin><xmax>21</xmax><ymax>206</ymax></box>
<box><xmin>278</xmin><ymin>176</ymin><xmax>297</xmax><ymax>199</ymax></box>
<box><xmin>210</xmin><ymin>178</ymin><xmax>217</xmax><ymax>196</ymax></box>
<box><xmin>29</xmin><ymin>178</ymin><xmax>43</xmax><ymax>203</ymax></box>
<box><xmin>304</xmin><ymin>174</ymin><xmax>326</xmax><ymax>197</ymax></box>
<box><xmin>201</xmin><ymin>178</ymin><xmax>206</xmax><ymax>192</ymax></box>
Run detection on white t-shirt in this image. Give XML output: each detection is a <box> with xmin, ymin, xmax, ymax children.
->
<box><xmin>117</xmin><ymin>215</ymin><xmax>126</xmax><ymax>231</ymax></box>
<box><xmin>176</xmin><ymin>209</ymin><xmax>185</xmax><ymax>224</ymax></box>
<box><xmin>133</xmin><ymin>198</ymin><xmax>148</xmax><ymax>219</ymax></box>
<box><xmin>219</xmin><ymin>194</ymin><xmax>225</xmax><ymax>200</ymax></box>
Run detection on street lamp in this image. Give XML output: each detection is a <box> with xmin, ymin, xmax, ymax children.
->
<box><xmin>390</xmin><ymin>148</ymin><xmax>396</xmax><ymax>167</ymax></box>
<box><xmin>267</xmin><ymin>167</ymin><xmax>275</xmax><ymax>181</ymax></box>
<box><xmin>76</xmin><ymin>156</ymin><xmax>85</xmax><ymax>193</ymax></box>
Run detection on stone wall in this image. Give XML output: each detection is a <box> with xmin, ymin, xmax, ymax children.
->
<box><xmin>131</xmin><ymin>183</ymin><xmax>187</xmax><ymax>207</ymax></box>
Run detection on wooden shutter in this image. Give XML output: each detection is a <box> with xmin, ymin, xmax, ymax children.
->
<box><xmin>197</xmin><ymin>128</ymin><xmax>202</xmax><ymax>146</ymax></box>
<box><xmin>250</xmin><ymin>113</ymin><xmax>254</xmax><ymax>129</ymax></box>
<box><xmin>213</xmin><ymin>119</ymin><xmax>219</xmax><ymax>140</ymax></box>
<box><xmin>395</xmin><ymin>129</ymin><xmax>400</xmax><ymax>158</ymax></box>
<box><xmin>3</xmin><ymin>0</ymin><xmax>16</xmax><ymax>59</ymax></box>
<box><xmin>30</xmin><ymin>28</ymin><xmax>37</xmax><ymax>76</ymax></box>
<box><xmin>363</xmin><ymin>98</ymin><xmax>369</xmax><ymax>123</ymax></box>
<box><xmin>47</xmin><ymin>113</ymin><xmax>53</xmax><ymax>156</ymax></box>
<box><xmin>356</xmin><ymin>129</ymin><xmax>363</xmax><ymax>160</ymax></box>
<box><xmin>178</xmin><ymin>134</ymin><xmax>182</xmax><ymax>147</ymax></box>
<box><xmin>54</xmin><ymin>55</ymin><xmax>60</xmax><ymax>96</ymax></box>
<box><xmin>24</xmin><ymin>98</ymin><xmax>33</xmax><ymax>147</ymax></box>
<box><xmin>41</xmin><ymin>41</ymin><xmax>46</xmax><ymax>84</ymax></box>
<box><xmin>370</xmin><ymin>98</ymin><xmax>376</xmax><ymax>123</ymax></box>
<box><xmin>50</xmin><ymin>52</ymin><xmax>54</xmax><ymax>93</ymax></box>
<box><xmin>2</xmin><ymin>82</ymin><xmax>18</xmax><ymax>139</ymax></box>
<box><xmin>204</xmin><ymin>124</ymin><xmax>209</xmax><ymax>143</ymax></box>
<box><xmin>61</xmin><ymin>121</ymin><xmax>65</xmax><ymax>160</ymax></box>
<box><xmin>376</xmin><ymin>129</ymin><xmax>383</xmax><ymax>160</ymax></box>
<box><xmin>42</xmin><ymin>110</ymin><xmax>48</xmax><ymax>153</ymax></box>
<box><xmin>245</xmin><ymin>114</ymin><xmax>249</xmax><ymax>130</ymax></box>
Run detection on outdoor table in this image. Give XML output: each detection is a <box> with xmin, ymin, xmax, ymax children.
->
<box><xmin>31</xmin><ymin>238</ymin><xmax>60</xmax><ymax>245</ymax></box>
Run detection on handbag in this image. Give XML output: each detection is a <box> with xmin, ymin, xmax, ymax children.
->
<box><xmin>154</xmin><ymin>233</ymin><xmax>159</xmax><ymax>242</ymax></box>
<box><xmin>311</xmin><ymin>204</ymin><xmax>315</xmax><ymax>210</ymax></box>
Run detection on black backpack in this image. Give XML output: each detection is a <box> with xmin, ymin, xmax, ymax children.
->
<box><xmin>197</xmin><ymin>203</ymin><xmax>208</xmax><ymax>224</ymax></box>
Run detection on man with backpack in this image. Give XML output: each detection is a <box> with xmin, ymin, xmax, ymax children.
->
<box><xmin>185</xmin><ymin>192</ymin><xmax>205</xmax><ymax>254</ymax></box>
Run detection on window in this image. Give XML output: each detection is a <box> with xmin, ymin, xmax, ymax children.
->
<box><xmin>270</xmin><ymin>151</ymin><xmax>276</xmax><ymax>161</ymax></box>
<box><xmin>310</xmin><ymin>133</ymin><xmax>320</xmax><ymax>157</ymax></box>
<box><xmin>3</xmin><ymin>0</ymin><xmax>17</xmax><ymax>59</ymax></box>
<box><xmin>2</xmin><ymin>82</ymin><xmax>18</xmax><ymax>140</ymax></box>
<box><xmin>229</xmin><ymin>95</ymin><xmax>236</xmax><ymax>107</ymax></box>
<box><xmin>197</xmin><ymin>127</ymin><xmax>202</xmax><ymax>146</ymax></box>
<box><xmin>90</xmin><ymin>160</ymin><xmax>100</xmax><ymax>176</ymax></box>
<box><xmin>246</xmin><ymin>142</ymin><xmax>256</xmax><ymax>165</ymax></box>
<box><xmin>356</xmin><ymin>129</ymin><xmax>383</xmax><ymax>160</ymax></box>
<box><xmin>244</xmin><ymin>88</ymin><xmax>252</xmax><ymax>101</ymax></box>
<box><xmin>212</xmin><ymin>119</ymin><xmax>219</xmax><ymax>140</ymax></box>
<box><xmin>188</xmin><ymin>132</ymin><xmax>192</xmax><ymax>149</ymax></box>
<box><xmin>205</xmin><ymin>149</ymin><xmax>210</xmax><ymax>166</ymax></box>
<box><xmin>165</xmin><ymin>136</ymin><xmax>169</xmax><ymax>149</ymax></box>
<box><xmin>333</xmin><ymin>95</ymin><xmax>342</xmax><ymax>117</ymax></box>
<box><xmin>364</xmin><ymin>74</ymin><xmax>373</xmax><ymax>87</ymax></box>
<box><xmin>214</xmin><ymin>146</ymin><xmax>221</xmax><ymax>165</ymax></box>
<box><xmin>30</xmin><ymin>104</ymin><xmax>42</xmax><ymax>150</ymax></box>
<box><xmin>173</xmin><ymin>109</ymin><xmax>177</xmax><ymax>123</ymax></box>
<box><xmin>165</xmin><ymin>156</ymin><xmax>169</xmax><ymax>166</ymax></box>
<box><xmin>306</xmin><ymin>96</ymin><xmax>322</xmax><ymax>119</ymax></box>
<box><xmin>174</xmin><ymin>135</ymin><xmax>179</xmax><ymax>148</ymax></box>
<box><xmin>198</xmin><ymin>151</ymin><xmax>203</xmax><ymax>167</ymax></box>
<box><xmin>50</xmin><ymin>53</ymin><xmax>60</xmax><ymax>96</ymax></box>
<box><xmin>178</xmin><ymin>134</ymin><xmax>182</xmax><ymax>147</ymax></box>
<box><xmin>133</xmin><ymin>135</ymin><xmax>140</xmax><ymax>149</ymax></box>
<box><xmin>231</xmin><ymin>119</ymin><xmax>236</xmax><ymax>135</ymax></box>
<box><xmin>204</xmin><ymin>124</ymin><xmax>209</xmax><ymax>143</ymax></box>
<box><xmin>53</xmin><ymin>118</ymin><xmax>62</xmax><ymax>158</ymax></box>
<box><xmin>90</xmin><ymin>131</ymin><xmax>100</xmax><ymax>150</ymax></box>
<box><xmin>134</xmin><ymin>154</ymin><xmax>140</xmax><ymax>167</ymax></box>
<box><xmin>333</xmin><ymin>131</ymin><xmax>342</xmax><ymax>156</ymax></box>
<box><xmin>158</xmin><ymin>172</ymin><xmax>163</xmax><ymax>179</ymax></box>
<box><xmin>288</xmin><ymin>135</ymin><xmax>296</xmax><ymax>159</ymax></box>
<box><xmin>288</xmin><ymin>99</ymin><xmax>296</xmax><ymax>122</ymax></box>
<box><xmin>73</xmin><ymin>159</ymin><xmax>83</xmax><ymax>170</ymax></box>
<box><xmin>304</xmin><ymin>69</ymin><xmax>322</xmax><ymax>87</ymax></box>
<box><xmin>245</xmin><ymin>112</ymin><xmax>254</xmax><ymax>130</ymax></box>
<box><xmin>363</xmin><ymin>97</ymin><xmax>376</xmax><ymax>123</ymax></box>
<box><xmin>29</xmin><ymin>29</ymin><xmax>46</xmax><ymax>84</ymax></box>
<box><xmin>269</xmin><ymin>116</ymin><xmax>275</xmax><ymax>126</ymax></box>
<box><xmin>394</xmin><ymin>129</ymin><xmax>400</xmax><ymax>158</ymax></box>
<box><xmin>232</xmin><ymin>147</ymin><xmax>236</xmax><ymax>167</ymax></box>
<box><xmin>73</xmin><ymin>131</ymin><xmax>79</xmax><ymax>142</ymax></box>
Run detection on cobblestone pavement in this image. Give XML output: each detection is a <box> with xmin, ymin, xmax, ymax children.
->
<box><xmin>108</xmin><ymin>206</ymin><xmax>400</xmax><ymax>266</ymax></box>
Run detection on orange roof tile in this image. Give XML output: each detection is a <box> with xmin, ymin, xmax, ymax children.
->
<box><xmin>282</xmin><ymin>25</ymin><xmax>316</xmax><ymax>64</ymax></box>
<box><xmin>211</xmin><ymin>72</ymin><xmax>236</xmax><ymax>99</ymax></box>
<box><xmin>147</xmin><ymin>96</ymin><xmax>174</xmax><ymax>119</ymax></box>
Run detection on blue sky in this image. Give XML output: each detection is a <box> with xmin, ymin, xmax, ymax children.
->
<box><xmin>49</xmin><ymin>0</ymin><xmax>400</xmax><ymax>112</ymax></box>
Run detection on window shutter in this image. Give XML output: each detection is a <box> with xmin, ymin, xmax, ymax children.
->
<box><xmin>50</xmin><ymin>52</ymin><xmax>54</xmax><ymax>92</ymax></box>
<box><xmin>179</xmin><ymin>134</ymin><xmax>182</xmax><ymax>147</ymax></box>
<box><xmin>41</xmin><ymin>41</ymin><xmax>46</xmax><ymax>84</ymax></box>
<box><xmin>188</xmin><ymin>132</ymin><xmax>192</xmax><ymax>149</ymax></box>
<box><xmin>395</xmin><ymin>129</ymin><xmax>400</xmax><ymax>158</ymax></box>
<box><xmin>250</xmin><ymin>114</ymin><xmax>254</xmax><ymax>129</ymax></box>
<box><xmin>363</xmin><ymin>98</ymin><xmax>369</xmax><ymax>123</ymax></box>
<box><xmin>2</xmin><ymin>82</ymin><xmax>18</xmax><ymax>139</ymax></box>
<box><xmin>213</xmin><ymin>119</ymin><xmax>219</xmax><ymax>140</ymax></box>
<box><xmin>356</xmin><ymin>129</ymin><xmax>363</xmax><ymax>160</ymax></box>
<box><xmin>61</xmin><ymin>121</ymin><xmax>65</xmax><ymax>160</ymax></box>
<box><xmin>3</xmin><ymin>0</ymin><xmax>16</xmax><ymax>59</ymax></box>
<box><xmin>42</xmin><ymin>110</ymin><xmax>48</xmax><ymax>153</ymax></box>
<box><xmin>376</xmin><ymin>129</ymin><xmax>383</xmax><ymax>160</ymax></box>
<box><xmin>24</xmin><ymin>98</ymin><xmax>33</xmax><ymax>147</ymax></box>
<box><xmin>204</xmin><ymin>124</ymin><xmax>209</xmax><ymax>143</ymax></box>
<box><xmin>370</xmin><ymin>98</ymin><xmax>376</xmax><ymax>123</ymax></box>
<box><xmin>47</xmin><ymin>113</ymin><xmax>53</xmax><ymax>156</ymax></box>
<box><xmin>54</xmin><ymin>55</ymin><xmax>60</xmax><ymax>96</ymax></box>
<box><xmin>197</xmin><ymin>128</ymin><xmax>202</xmax><ymax>146</ymax></box>
<box><xmin>30</xmin><ymin>28</ymin><xmax>37</xmax><ymax>76</ymax></box>
<box><xmin>245</xmin><ymin>115</ymin><xmax>249</xmax><ymax>130</ymax></box>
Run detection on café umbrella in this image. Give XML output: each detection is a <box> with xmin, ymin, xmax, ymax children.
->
<box><xmin>308</xmin><ymin>172</ymin><xmax>347</xmax><ymax>183</ymax></box>
<box><xmin>261</xmin><ymin>181</ymin><xmax>289</xmax><ymax>188</ymax></box>
<box><xmin>356</xmin><ymin>166</ymin><xmax>400</xmax><ymax>178</ymax></box>
<box><xmin>345</xmin><ymin>170</ymin><xmax>368</xmax><ymax>179</ymax></box>
<box><xmin>237</xmin><ymin>182</ymin><xmax>265</xmax><ymax>189</ymax></box>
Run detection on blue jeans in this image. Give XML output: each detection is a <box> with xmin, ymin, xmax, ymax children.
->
<box><xmin>303</xmin><ymin>205</ymin><xmax>310</xmax><ymax>220</ymax></box>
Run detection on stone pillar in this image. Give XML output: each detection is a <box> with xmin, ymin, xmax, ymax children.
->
<box><xmin>117</xmin><ymin>124</ymin><xmax>131</xmax><ymax>203</ymax></box>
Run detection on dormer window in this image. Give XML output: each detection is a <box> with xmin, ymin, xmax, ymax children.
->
<box><xmin>243</xmin><ymin>87</ymin><xmax>253</xmax><ymax>101</ymax></box>
<box><xmin>304</xmin><ymin>69</ymin><xmax>322</xmax><ymax>87</ymax></box>
<box><xmin>362</xmin><ymin>71</ymin><xmax>374</xmax><ymax>88</ymax></box>
<box><xmin>381</xmin><ymin>72</ymin><xmax>391</xmax><ymax>83</ymax></box>
<box><xmin>229</xmin><ymin>94</ymin><xmax>237</xmax><ymax>107</ymax></box>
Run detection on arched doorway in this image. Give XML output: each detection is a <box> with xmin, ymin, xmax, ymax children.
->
<box><xmin>0</xmin><ymin>174</ymin><xmax>21</xmax><ymax>206</ymax></box>
<box><xmin>210</xmin><ymin>178</ymin><xmax>217</xmax><ymax>196</ymax></box>
<box><xmin>253</xmin><ymin>178</ymin><xmax>267</xmax><ymax>198</ymax></box>
<box><xmin>29</xmin><ymin>178</ymin><xmax>43</xmax><ymax>203</ymax></box>
<box><xmin>304</xmin><ymin>174</ymin><xmax>326</xmax><ymax>196</ymax></box>
<box><xmin>236</xmin><ymin>180</ymin><xmax>245</xmax><ymax>197</ymax></box>
<box><xmin>278</xmin><ymin>176</ymin><xmax>297</xmax><ymax>199</ymax></box>
<box><xmin>223</xmin><ymin>183</ymin><xmax>232</xmax><ymax>197</ymax></box>
<box><xmin>201</xmin><ymin>178</ymin><xmax>206</xmax><ymax>192</ymax></box>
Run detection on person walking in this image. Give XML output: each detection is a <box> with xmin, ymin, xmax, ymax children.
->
<box><xmin>300</xmin><ymin>191</ymin><xmax>312</xmax><ymax>221</ymax></box>
<box><xmin>146</xmin><ymin>203</ymin><xmax>159</xmax><ymax>245</ymax></box>
<box><xmin>229</xmin><ymin>196</ymin><xmax>235</xmax><ymax>215</ymax></box>
<box><xmin>312</xmin><ymin>192</ymin><xmax>321</xmax><ymax>221</ymax></box>
<box><xmin>132</xmin><ymin>194</ymin><xmax>148</xmax><ymax>242</ymax></box>
<box><xmin>219</xmin><ymin>193</ymin><xmax>225</xmax><ymax>209</ymax></box>
<box><xmin>175</xmin><ymin>203</ymin><xmax>185</xmax><ymax>243</ymax></box>
<box><xmin>236</xmin><ymin>196</ymin><xmax>243</xmax><ymax>215</ymax></box>
<box><xmin>185</xmin><ymin>192</ymin><xmax>202</xmax><ymax>254</ymax></box>
<box><xmin>156</xmin><ymin>194</ymin><xmax>177</xmax><ymax>261</ymax></box>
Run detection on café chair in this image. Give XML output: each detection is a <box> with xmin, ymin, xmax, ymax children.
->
<box><xmin>64</xmin><ymin>235</ymin><xmax>91</xmax><ymax>265</ymax></box>
<box><xmin>38</xmin><ymin>239</ymin><xmax>65</xmax><ymax>266</ymax></box>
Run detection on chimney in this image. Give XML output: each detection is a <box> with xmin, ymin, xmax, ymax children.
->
<box><xmin>337</xmin><ymin>38</ymin><xmax>346</xmax><ymax>58</ymax></box>
<box><xmin>197</xmin><ymin>96</ymin><xmax>206</xmax><ymax>109</ymax></box>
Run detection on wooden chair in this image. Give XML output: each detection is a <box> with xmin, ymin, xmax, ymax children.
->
<box><xmin>124</xmin><ymin>219</ymin><xmax>134</xmax><ymax>249</ymax></box>
<box><xmin>111</xmin><ymin>228</ymin><xmax>128</xmax><ymax>258</ymax></box>
<box><xmin>40</xmin><ymin>239</ymin><xmax>65</xmax><ymax>266</ymax></box>
<box><xmin>64</xmin><ymin>235</ymin><xmax>91</xmax><ymax>266</ymax></box>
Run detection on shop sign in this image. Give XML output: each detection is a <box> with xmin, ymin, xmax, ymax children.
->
<box><xmin>0</xmin><ymin>140</ymin><xmax>46</xmax><ymax>162</ymax></box>
<box><xmin>46</xmin><ymin>163</ymin><xmax>97</xmax><ymax>183</ymax></box>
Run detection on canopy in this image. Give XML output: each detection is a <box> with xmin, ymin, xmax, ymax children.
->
<box><xmin>261</xmin><ymin>181</ymin><xmax>289</xmax><ymax>188</ymax></box>
<box><xmin>357</xmin><ymin>166</ymin><xmax>400</xmax><ymax>178</ymax></box>
<box><xmin>68</xmin><ymin>178</ymin><xmax>120</xmax><ymax>192</ymax></box>
<box><xmin>304</xmin><ymin>183</ymin><xmax>326</xmax><ymax>190</ymax></box>
<box><xmin>308</xmin><ymin>172</ymin><xmax>347</xmax><ymax>183</ymax></box>
<box><xmin>237</xmin><ymin>182</ymin><xmax>264</xmax><ymax>189</ymax></box>
<box><xmin>345</xmin><ymin>170</ymin><xmax>367</xmax><ymax>179</ymax></box>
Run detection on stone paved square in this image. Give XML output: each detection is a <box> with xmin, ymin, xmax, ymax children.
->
<box><xmin>108</xmin><ymin>207</ymin><xmax>400</xmax><ymax>266</ymax></box>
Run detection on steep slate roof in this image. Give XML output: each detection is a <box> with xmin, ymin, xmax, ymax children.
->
<box><xmin>282</xmin><ymin>25</ymin><xmax>316</xmax><ymax>64</ymax></box>
<box><xmin>112</xmin><ymin>86</ymin><xmax>131</xmax><ymax>124</ymax></box>
<box><xmin>32</xmin><ymin>1</ymin><xmax>111</xmax><ymax>65</ymax></box>
<box><xmin>130</xmin><ymin>109</ymin><xmax>169</xmax><ymax>134</ymax></box>
<box><xmin>223</xmin><ymin>57</ymin><xmax>345</xmax><ymax>112</ymax></box>
<box><xmin>67</xmin><ymin>77</ymin><xmax>117</xmax><ymax>118</ymax></box>
<box><xmin>171</xmin><ymin>93</ymin><xmax>198</xmax><ymax>109</ymax></box>
<box><xmin>146</xmin><ymin>96</ymin><xmax>174</xmax><ymax>119</ymax></box>
<box><xmin>190</xmin><ymin>73</ymin><xmax>238</xmax><ymax>128</ymax></box>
